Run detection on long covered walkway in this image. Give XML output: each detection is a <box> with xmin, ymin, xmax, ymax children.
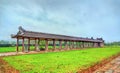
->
<box><xmin>11</xmin><ymin>26</ymin><xmax>104</xmax><ymax>52</ymax></box>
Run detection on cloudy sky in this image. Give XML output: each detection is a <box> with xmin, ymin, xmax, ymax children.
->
<box><xmin>0</xmin><ymin>0</ymin><xmax>120</xmax><ymax>42</ymax></box>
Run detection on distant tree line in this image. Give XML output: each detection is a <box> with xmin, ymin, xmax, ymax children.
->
<box><xmin>105</xmin><ymin>41</ymin><xmax>120</xmax><ymax>46</ymax></box>
<box><xmin>0</xmin><ymin>40</ymin><xmax>16</xmax><ymax>47</ymax></box>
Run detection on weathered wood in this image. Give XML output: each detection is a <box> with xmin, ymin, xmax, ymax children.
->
<box><xmin>22</xmin><ymin>38</ymin><xmax>24</xmax><ymax>52</ymax></box>
<box><xmin>53</xmin><ymin>39</ymin><xmax>56</xmax><ymax>50</ymax></box>
<box><xmin>72</xmin><ymin>41</ymin><xmax>74</xmax><ymax>49</ymax></box>
<box><xmin>16</xmin><ymin>38</ymin><xmax>19</xmax><ymax>52</ymax></box>
<box><xmin>12</xmin><ymin>26</ymin><xmax>104</xmax><ymax>53</ymax></box>
<box><xmin>82</xmin><ymin>42</ymin><xmax>84</xmax><ymax>48</ymax></box>
<box><xmin>28</xmin><ymin>38</ymin><xmax>30</xmax><ymax>51</ymax></box>
<box><xmin>68</xmin><ymin>41</ymin><xmax>70</xmax><ymax>50</ymax></box>
<box><xmin>59</xmin><ymin>40</ymin><xmax>62</xmax><ymax>50</ymax></box>
<box><xmin>64</xmin><ymin>41</ymin><xmax>68</xmax><ymax>50</ymax></box>
<box><xmin>35</xmin><ymin>38</ymin><xmax>37</xmax><ymax>51</ymax></box>
<box><xmin>45</xmin><ymin>39</ymin><xmax>48</xmax><ymax>51</ymax></box>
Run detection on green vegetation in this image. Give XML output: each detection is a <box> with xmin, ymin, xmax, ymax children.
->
<box><xmin>2</xmin><ymin>46</ymin><xmax>120</xmax><ymax>73</ymax></box>
<box><xmin>0</xmin><ymin>47</ymin><xmax>16</xmax><ymax>53</ymax></box>
<box><xmin>0</xmin><ymin>46</ymin><xmax>64</xmax><ymax>53</ymax></box>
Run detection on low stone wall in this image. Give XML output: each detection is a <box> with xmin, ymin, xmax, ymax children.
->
<box><xmin>77</xmin><ymin>53</ymin><xmax>120</xmax><ymax>73</ymax></box>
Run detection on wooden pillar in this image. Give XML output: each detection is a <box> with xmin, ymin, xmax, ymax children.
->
<box><xmin>53</xmin><ymin>39</ymin><xmax>56</xmax><ymax>50</ymax></box>
<box><xmin>36</xmin><ymin>38</ymin><xmax>40</xmax><ymax>51</ymax></box>
<box><xmin>28</xmin><ymin>38</ymin><xmax>30</xmax><ymax>52</ymax></box>
<box><xmin>64</xmin><ymin>41</ymin><xmax>68</xmax><ymax>50</ymax></box>
<box><xmin>16</xmin><ymin>38</ymin><xmax>19</xmax><ymax>52</ymax></box>
<box><xmin>35</xmin><ymin>38</ymin><xmax>37</xmax><ymax>51</ymax></box>
<box><xmin>77</xmin><ymin>41</ymin><xmax>79</xmax><ymax>49</ymax></box>
<box><xmin>84</xmin><ymin>42</ymin><xmax>86</xmax><ymax>48</ymax></box>
<box><xmin>68</xmin><ymin>41</ymin><xmax>70</xmax><ymax>50</ymax></box>
<box><xmin>93</xmin><ymin>42</ymin><xmax>97</xmax><ymax>47</ymax></box>
<box><xmin>78</xmin><ymin>42</ymin><xmax>79</xmax><ymax>49</ymax></box>
<box><xmin>72</xmin><ymin>41</ymin><xmax>74</xmax><ymax>49</ymax></box>
<box><xmin>22</xmin><ymin>37</ymin><xmax>24</xmax><ymax>52</ymax></box>
<box><xmin>45</xmin><ymin>39</ymin><xmax>48</xmax><ymax>51</ymax></box>
<box><xmin>74</xmin><ymin>41</ymin><xmax>76</xmax><ymax>49</ymax></box>
<box><xmin>59</xmin><ymin>40</ymin><xmax>62</xmax><ymax>50</ymax></box>
<box><xmin>87</xmin><ymin>42</ymin><xmax>89</xmax><ymax>48</ymax></box>
<box><xmin>92</xmin><ymin>42</ymin><xmax>94</xmax><ymax>47</ymax></box>
<box><xmin>82</xmin><ymin>42</ymin><xmax>84</xmax><ymax>48</ymax></box>
<box><xmin>38</xmin><ymin>39</ymin><xmax>40</xmax><ymax>49</ymax></box>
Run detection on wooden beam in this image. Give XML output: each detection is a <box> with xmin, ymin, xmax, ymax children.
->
<box><xmin>16</xmin><ymin>38</ymin><xmax>19</xmax><ymax>52</ymax></box>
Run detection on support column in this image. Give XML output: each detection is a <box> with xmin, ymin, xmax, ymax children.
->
<box><xmin>38</xmin><ymin>39</ymin><xmax>40</xmax><ymax>50</ymax></box>
<box><xmin>53</xmin><ymin>39</ymin><xmax>56</xmax><ymax>50</ymax></box>
<box><xmin>59</xmin><ymin>40</ymin><xmax>62</xmax><ymax>50</ymax></box>
<box><xmin>36</xmin><ymin>38</ymin><xmax>40</xmax><ymax>51</ymax></box>
<box><xmin>68</xmin><ymin>41</ymin><xmax>70</xmax><ymax>50</ymax></box>
<box><xmin>93</xmin><ymin>42</ymin><xmax>97</xmax><ymax>47</ymax></box>
<box><xmin>72</xmin><ymin>41</ymin><xmax>74</xmax><ymax>49</ymax></box>
<box><xmin>22</xmin><ymin>37</ymin><xmax>24</xmax><ymax>52</ymax></box>
<box><xmin>28</xmin><ymin>38</ymin><xmax>30</xmax><ymax>52</ymax></box>
<box><xmin>64</xmin><ymin>41</ymin><xmax>68</xmax><ymax>50</ymax></box>
<box><xmin>45</xmin><ymin>39</ymin><xmax>48</xmax><ymax>51</ymax></box>
<box><xmin>82</xmin><ymin>42</ymin><xmax>84</xmax><ymax>48</ymax></box>
<box><xmin>16</xmin><ymin>38</ymin><xmax>19</xmax><ymax>52</ymax></box>
<box><xmin>80</xmin><ymin>42</ymin><xmax>82</xmax><ymax>48</ymax></box>
<box><xmin>35</xmin><ymin>38</ymin><xmax>37</xmax><ymax>51</ymax></box>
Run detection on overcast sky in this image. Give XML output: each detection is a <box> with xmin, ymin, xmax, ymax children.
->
<box><xmin>0</xmin><ymin>0</ymin><xmax>120</xmax><ymax>42</ymax></box>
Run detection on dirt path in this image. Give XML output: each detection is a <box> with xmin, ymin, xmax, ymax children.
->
<box><xmin>0</xmin><ymin>57</ymin><xmax>19</xmax><ymax>73</ymax></box>
<box><xmin>0</xmin><ymin>51</ymin><xmax>45</xmax><ymax>57</ymax></box>
<box><xmin>94</xmin><ymin>56</ymin><xmax>120</xmax><ymax>73</ymax></box>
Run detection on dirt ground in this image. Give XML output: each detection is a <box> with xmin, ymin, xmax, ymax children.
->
<box><xmin>0</xmin><ymin>57</ymin><xmax>19</xmax><ymax>73</ymax></box>
<box><xmin>94</xmin><ymin>56</ymin><xmax>120</xmax><ymax>73</ymax></box>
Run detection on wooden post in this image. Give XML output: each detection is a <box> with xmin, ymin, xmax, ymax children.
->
<box><xmin>82</xmin><ymin>42</ymin><xmax>84</xmax><ymax>48</ymax></box>
<box><xmin>16</xmin><ymin>38</ymin><xmax>19</xmax><ymax>52</ymax></box>
<box><xmin>45</xmin><ymin>39</ymin><xmax>48</xmax><ymax>51</ymax></box>
<box><xmin>68</xmin><ymin>41</ymin><xmax>70</xmax><ymax>50</ymax></box>
<box><xmin>28</xmin><ymin>38</ymin><xmax>30</xmax><ymax>52</ymax></box>
<box><xmin>22</xmin><ymin>37</ymin><xmax>24</xmax><ymax>52</ymax></box>
<box><xmin>72</xmin><ymin>41</ymin><xmax>74</xmax><ymax>49</ymax></box>
<box><xmin>77</xmin><ymin>42</ymin><xmax>79</xmax><ymax>49</ymax></box>
<box><xmin>64</xmin><ymin>41</ymin><xmax>68</xmax><ymax>50</ymax></box>
<box><xmin>59</xmin><ymin>40</ymin><xmax>62</xmax><ymax>50</ymax></box>
<box><xmin>53</xmin><ymin>39</ymin><xmax>56</xmax><ymax>50</ymax></box>
<box><xmin>38</xmin><ymin>39</ymin><xmax>40</xmax><ymax>50</ymax></box>
<box><xmin>35</xmin><ymin>38</ymin><xmax>37</xmax><ymax>51</ymax></box>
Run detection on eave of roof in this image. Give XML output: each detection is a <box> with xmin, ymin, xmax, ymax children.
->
<box><xmin>11</xmin><ymin>26</ymin><xmax>104</xmax><ymax>43</ymax></box>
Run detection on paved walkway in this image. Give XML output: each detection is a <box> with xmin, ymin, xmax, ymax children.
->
<box><xmin>0</xmin><ymin>51</ymin><xmax>46</xmax><ymax>57</ymax></box>
<box><xmin>94</xmin><ymin>56</ymin><xmax>120</xmax><ymax>73</ymax></box>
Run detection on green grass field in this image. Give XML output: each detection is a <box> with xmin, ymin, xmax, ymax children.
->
<box><xmin>2</xmin><ymin>46</ymin><xmax>120</xmax><ymax>73</ymax></box>
<box><xmin>0</xmin><ymin>46</ymin><xmax>64</xmax><ymax>53</ymax></box>
<box><xmin>0</xmin><ymin>47</ymin><xmax>16</xmax><ymax>53</ymax></box>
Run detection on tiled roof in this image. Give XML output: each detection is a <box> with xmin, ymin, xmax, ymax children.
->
<box><xmin>11</xmin><ymin>26</ymin><xmax>104</xmax><ymax>43</ymax></box>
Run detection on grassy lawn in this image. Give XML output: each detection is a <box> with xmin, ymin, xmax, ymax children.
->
<box><xmin>2</xmin><ymin>46</ymin><xmax>120</xmax><ymax>73</ymax></box>
<box><xmin>0</xmin><ymin>46</ymin><xmax>64</xmax><ymax>53</ymax></box>
<box><xmin>0</xmin><ymin>47</ymin><xmax>16</xmax><ymax>53</ymax></box>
